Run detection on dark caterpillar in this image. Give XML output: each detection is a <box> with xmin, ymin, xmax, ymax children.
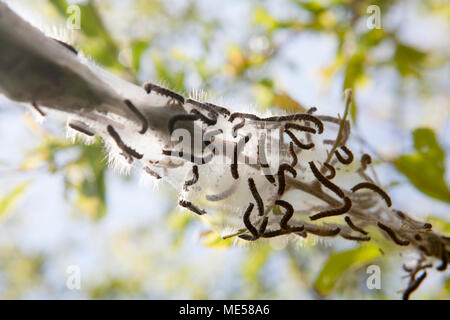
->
<box><xmin>184</xmin><ymin>165</ymin><xmax>199</xmax><ymax>191</ymax></box>
<box><xmin>68</xmin><ymin>121</ymin><xmax>94</xmax><ymax>137</ymax></box>
<box><xmin>248</xmin><ymin>178</ymin><xmax>264</xmax><ymax>216</ymax></box>
<box><xmin>263</xmin><ymin>114</ymin><xmax>323</xmax><ymax>134</ymax></box>
<box><xmin>277</xmin><ymin>164</ymin><xmax>297</xmax><ymax>196</ymax></box>
<box><xmin>144</xmin><ymin>167</ymin><xmax>162</xmax><ymax>180</ymax></box>
<box><xmin>341</xmin><ymin>234</ymin><xmax>371</xmax><ymax>242</ymax></box>
<box><xmin>344</xmin><ymin>216</ymin><xmax>368</xmax><ymax>235</ymax></box>
<box><xmin>231</xmin><ymin>135</ymin><xmax>251</xmax><ymax>179</ymax></box>
<box><xmin>124</xmin><ymin>99</ymin><xmax>148</xmax><ymax>134</ymax></box>
<box><xmin>239</xmin><ymin>203</ymin><xmax>259</xmax><ymax>240</ymax></box>
<box><xmin>275</xmin><ymin>200</ymin><xmax>294</xmax><ymax>230</ymax></box>
<box><xmin>288</xmin><ymin>142</ymin><xmax>298</xmax><ymax>167</ymax></box>
<box><xmin>179</xmin><ymin>200</ymin><xmax>206</xmax><ymax>215</ymax></box>
<box><xmin>190</xmin><ymin>109</ymin><xmax>217</xmax><ymax>126</ymax></box>
<box><xmin>229</xmin><ymin>112</ymin><xmax>262</xmax><ymax>122</ymax></box>
<box><xmin>107</xmin><ymin>125</ymin><xmax>143</xmax><ymax>160</ymax></box>
<box><xmin>284</xmin><ymin>123</ymin><xmax>317</xmax><ymax>134</ymax></box>
<box><xmin>402</xmin><ymin>271</ymin><xmax>427</xmax><ymax>300</ymax></box>
<box><xmin>309</xmin><ymin>161</ymin><xmax>344</xmax><ymax>198</ymax></box>
<box><xmin>284</xmin><ymin>129</ymin><xmax>315</xmax><ymax>150</ymax></box>
<box><xmin>144</xmin><ymin>82</ymin><xmax>185</xmax><ymax>105</ymax></box>
<box><xmin>264</xmin><ymin>175</ymin><xmax>276</xmax><ymax>185</ymax></box>
<box><xmin>205</xmin><ymin>102</ymin><xmax>231</xmax><ymax>117</ymax></box>
<box><xmin>351</xmin><ymin>182</ymin><xmax>392</xmax><ymax>207</ymax></box>
<box><xmin>377</xmin><ymin>222</ymin><xmax>410</xmax><ymax>246</ymax></box>
<box><xmin>309</xmin><ymin>197</ymin><xmax>352</xmax><ymax>221</ymax></box>
<box><xmin>334</xmin><ymin>146</ymin><xmax>354</xmax><ymax>164</ymax></box>
<box><xmin>262</xmin><ymin>226</ymin><xmax>305</xmax><ymax>238</ymax></box>
<box><xmin>304</xmin><ymin>225</ymin><xmax>341</xmax><ymax>237</ymax></box>
<box><xmin>323</xmin><ymin>162</ymin><xmax>336</xmax><ymax>179</ymax></box>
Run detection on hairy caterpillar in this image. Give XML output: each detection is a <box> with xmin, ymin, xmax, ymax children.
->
<box><xmin>284</xmin><ymin>123</ymin><xmax>317</xmax><ymax>134</ymax></box>
<box><xmin>275</xmin><ymin>200</ymin><xmax>294</xmax><ymax>230</ymax></box>
<box><xmin>341</xmin><ymin>234</ymin><xmax>371</xmax><ymax>242</ymax></box>
<box><xmin>179</xmin><ymin>200</ymin><xmax>206</xmax><ymax>215</ymax></box>
<box><xmin>168</xmin><ymin>113</ymin><xmax>200</xmax><ymax>133</ymax></box>
<box><xmin>309</xmin><ymin>161</ymin><xmax>344</xmax><ymax>198</ymax></box>
<box><xmin>344</xmin><ymin>216</ymin><xmax>368</xmax><ymax>235</ymax></box>
<box><xmin>285</xmin><ymin>129</ymin><xmax>315</xmax><ymax>150</ymax></box>
<box><xmin>257</xmin><ymin>134</ymin><xmax>270</xmax><ymax>168</ymax></box>
<box><xmin>229</xmin><ymin>112</ymin><xmax>262</xmax><ymax>122</ymax></box>
<box><xmin>352</xmin><ymin>182</ymin><xmax>392</xmax><ymax>207</ymax></box>
<box><xmin>248</xmin><ymin>178</ymin><xmax>264</xmax><ymax>216</ymax></box>
<box><xmin>144</xmin><ymin>82</ymin><xmax>185</xmax><ymax>105</ymax></box>
<box><xmin>239</xmin><ymin>203</ymin><xmax>259</xmax><ymax>240</ymax></box>
<box><xmin>334</xmin><ymin>146</ymin><xmax>353</xmax><ymax>164</ymax></box>
<box><xmin>190</xmin><ymin>109</ymin><xmax>217</xmax><ymax>126</ymax></box>
<box><xmin>277</xmin><ymin>163</ymin><xmax>297</xmax><ymax>195</ymax></box>
<box><xmin>377</xmin><ymin>222</ymin><xmax>410</xmax><ymax>246</ymax></box>
<box><xmin>124</xmin><ymin>99</ymin><xmax>148</xmax><ymax>134</ymax></box>
<box><xmin>323</xmin><ymin>162</ymin><xmax>336</xmax><ymax>179</ymax></box>
<box><xmin>68</xmin><ymin>121</ymin><xmax>95</xmax><ymax>137</ymax></box>
<box><xmin>231</xmin><ymin>135</ymin><xmax>251</xmax><ymax>179</ymax></box>
<box><xmin>402</xmin><ymin>271</ymin><xmax>427</xmax><ymax>300</ymax></box>
<box><xmin>288</xmin><ymin>142</ymin><xmax>298</xmax><ymax>167</ymax></box>
<box><xmin>263</xmin><ymin>114</ymin><xmax>323</xmax><ymax>134</ymax></box>
<box><xmin>31</xmin><ymin>101</ymin><xmax>46</xmax><ymax>117</ymax></box>
<box><xmin>232</xmin><ymin>119</ymin><xmax>245</xmax><ymax>138</ymax></box>
<box><xmin>304</xmin><ymin>225</ymin><xmax>341</xmax><ymax>237</ymax></box>
<box><xmin>309</xmin><ymin>197</ymin><xmax>352</xmax><ymax>221</ymax></box>
<box><xmin>107</xmin><ymin>125</ymin><xmax>143</xmax><ymax>160</ymax></box>
<box><xmin>54</xmin><ymin>39</ymin><xmax>78</xmax><ymax>55</ymax></box>
<box><xmin>360</xmin><ymin>153</ymin><xmax>372</xmax><ymax>170</ymax></box>
<box><xmin>162</xmin><ymin>149</ymin><xmax>214</xmax><ymax>165</ymax></box>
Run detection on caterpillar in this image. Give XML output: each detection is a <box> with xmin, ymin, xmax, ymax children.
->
<box><xmin>288</xmin><ymin>142</ymin><xmax>298</xmax><ymax>167</ymax></box>
<box><xmin>248</xmin><ymin>178</ymin><xmax>264</xmax><ymax>216</ymax></box>
<box><xmin>232</xmin><ymin>118</ymin><xmax>245</xmax><ymax>138</ymax></box>
<box><xmin>309</xmin><ymin>197</ymin><xmax>352</xmax><ymax>221</ymax></box>
<box><xmin>190</xmin><ymin>109</ymin><xmax>217</xmax><ymax>126</ymax></box>
<box><xmin>186</xmin><ymin>99</ymin><xmax>218</xmax><ymax>117</ymax></box>
<box><xmin>437</xmin><ymin>242</ymin><xmax>448</xmax><ymax>271</ymax></box>
<box><xmin>360</xmin><ymin>153</ymin><xmax>372</xmax><ymax>170</ymax></box>
<box><xmin>344</xmin><ymin>216</ymin><xmax>368</xmax><ymax>235</ymax></box>
<box><xmin>240</xmin><ymin>203</ymin><xmax>259</xmax><ymax>239</ymax></box>
<box><xmin>341</xmin><ymin>234</ymin><xmax>371</xmax><ymax>242</ymax></box>
<box><xmin>377</xmin><ymin>222</ymin><xmax>410</xmax><ymax>246</ymax></box>
<box><xmin>307</xmin><ymin>107</ymin><xmax>317</xmax><ymax>114</ymax></box>
<box><xmin>107</xmin><ymin>125</ymin><xmax>143</xmax><ymax>160</ymax></box>
<box><xmin>54</xmin><ymin>39</ymin><xmax>78</xmax><ymax>55</ymax></box>
<box><xmin>334</xmin><ymin>146</ymin><xmax>354</xmax><ymax>164</ymax></box>
<box><xmin>262</xmin><ymin>226</ymin><xmax>305</xmax><ymax>238</ymax></box>
<box><xmin>264</xmin><ymin>175</ymin><xmax>276</xmax><ymax>185</ymax></box>
<box><xmin>68</xmin><ymin>121</ymin><xmax>95</xmax><ymax>137</ymax></box>
<box><xmin>229</xmin><ymin>112</ymin><xmax>262</xmax><ymax>122</ymax></box>
<box><xmin>179</xmin><ymin>200</ymin><xmax>206</xmax><ymax>215</ymax></box>
<box><xmin>144</xmin><ymin>82</ymin><xmax>185</xmax><ymax>105</ymax></box>
<box><xmin>351</xmin><ymin>182</ymin><xmax>392</xmax><ymax>207</ymax></box>
<box><xmin>144</xmin><ymin>166</ymin><xmax>162</xmax><ymax>180</ymax></box>
<box><xmin>277</xmin><ymin>163</ymin><xmax>297</xmax><ymax>195</ymax></box>
<box><xmin>162</xmin><ymin>149</ymin><xmax>214</xmax><ymax>165</ymax></box>
<box><xmin>204</xmin><ymin>102</ymin><xmax>231</xmax><ymax>117</ymax></box>
<box><xmin>284</xmin><ymin>129</ymin><xmax>315</xmax><ymax>150</ymax></box>
<box><xmin>31</xmin><ymin>101</ymin><xmax>46</xmax><ymax>117</ymax></box>
<box><xmin>316</xmin><ymin>115</ymin><xmax>350</xmax><ymax>146</ymax></box>
<box><xmin>323</xmin><ymin>162</ymin><xmax>336</xmax><ymax>179</ymax></box>
<box><xmin>402</xmin><ymin>271</ymin><xmax>427</xmax><ymax>300</ymax></box>
<box><xmin>275</xmin><ymin>200</ymin><xmax>294</xmax><ymax>230</ymax></box>
<box><xmin>183</xmin><ymin>165</ymin><xmax>199</xmax><ymax>191</ymax></box>
<box><xmin>257</xmin><ymin>134</ymin><xmax>270</xmax><ymax>168</ymax></box>
<box><xmin>309</xmin><ymin>161</ymin><xmax>344</xmax><ymax>198</ymax></box>
<box><xmin>124</xmin><ymin>99</ymin><xmax>148</xmax><ymax>134</ymax></box>
<box><xmin>304</xmin><ymin>225</ymin><xmax>341</xmax><ymax>237</ymax></box>
<box><xmin>231</xmin><ymin>135</ymin><xmax>251</xmax><ymax>179</ymax></box>
<box><xmin>168</xmin><ymin>113</ymin><xmax>200</xmax><ymax>133</ymax></box>
<box><xmin>258</xmin><ymin>216</ymin><xmax>269</xmax><ymax>235</ymax></box>
<box><xmin>284</xmin><ymin>122</ymin><xmax>317</xmax><ymax>134</ymax></box>
<box><xmin>263</xmin><ymin>114</ymin><xmax>324</xmax><ymax>134</ymax></box>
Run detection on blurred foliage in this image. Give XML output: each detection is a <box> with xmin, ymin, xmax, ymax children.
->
<box><xmin>396</xmin><ymin>128</ymin><xmax>450</xmax><ymax>203</ymax></box>
<box><xmin>0</xmin><ymin>0</ymin><xmax>449</xmax><ymax>299</ymax></box>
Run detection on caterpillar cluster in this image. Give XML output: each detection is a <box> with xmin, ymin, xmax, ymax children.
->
<box><xmin>35</xmin><ymin>75</ymin><xmax>448</xmax><ymax>299</ymax></box>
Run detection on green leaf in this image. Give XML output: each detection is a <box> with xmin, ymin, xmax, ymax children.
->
<box><xmin>315</xmin><ymin>244</ymin><xmax>381</xmax><ymax>295</ymax></box>
<box><xmin>395</xmin><ymin>128</ymin><xmax>450</xmax><ymax>203</ymax></box>
<box><xmin>0</xmin><ymin>182</ymin><xmax>31</xmax><ymax>220</ymax></box>
<box><xmin>393</xmin><ymin>44</ymin><xmax>426</xmax><ymax>77</ymax></box>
